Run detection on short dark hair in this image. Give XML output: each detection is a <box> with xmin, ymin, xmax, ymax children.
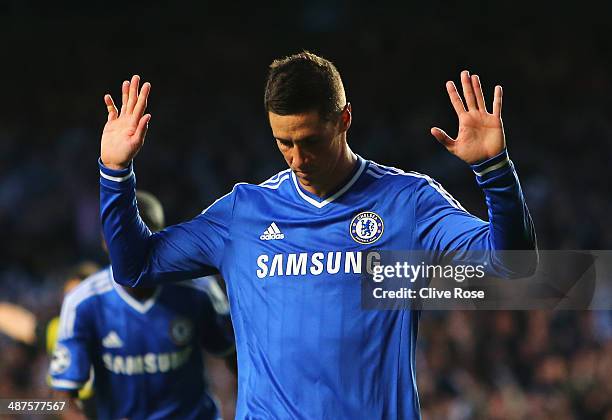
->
<box><xmin>136</xmin><ymin>190</ymin><xmax>165</xmax><ymax>232</ymax></box>
<box><xmin>264</xmin><ymin>51</ymin><xmax>346</xmax><ymax>120</ymax></box>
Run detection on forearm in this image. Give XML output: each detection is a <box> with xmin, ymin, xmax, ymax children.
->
<box><xmin>99</xmin><ymin>159</ymin><xmax>225</xmax><ymax>286</ymax></box>
<box><xmin>99</xmin><ymin>159</ymin><xmax>151</xmax><ymax>287</ymax></box>
<box><xmin>471</xmin><ymin>149</ymin><xmax>538</xmax><ymax>275</ymax></box>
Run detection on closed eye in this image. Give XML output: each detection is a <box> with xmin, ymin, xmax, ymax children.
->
<box><xmin>276</xmin><ymin>139</ymin><xmax>293</xmax><ymax>148</ymax></box>
<box><xmin>304</xmin><ymin>136</ymin><xmax>321</xmax><ymax>145</ymax></box>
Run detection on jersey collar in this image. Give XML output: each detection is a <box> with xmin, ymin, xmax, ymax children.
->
<box><xmin>291</xmin><ymin>154</ymin><xmax>367</xmax><ymax>209</ymax></box>
<box><xmin>109</xmin><ymin>267</ymin><xmax>161</xmax><ymax>314</ymax></box>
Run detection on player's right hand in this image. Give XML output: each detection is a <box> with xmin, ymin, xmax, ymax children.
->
<box><xmin>101</xmin><ymin>75</ymin><xmax>151</xmax><ymax>170</ymax></box>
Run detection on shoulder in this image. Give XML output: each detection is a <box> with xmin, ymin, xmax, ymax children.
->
<box><xmin>226</xmin><ymin>168</ymin><xmax>294</xmax><ymax>193</ymax></box>
<box><xmin>200</xmin><ymin>169</ymin><xmax>293</xmax><ymax>214</ymax></box>
<box><xmin>364</xmin><ymin>159</ymin><xmax>466</xmax><ymax>211</ymax></box>
<box><xmin>365</xmin><ymin>160</ymin><xmax>430</xmax><ymax>190</ymax></box>
<box><xmin>62</xmin><ymin>267</ymin><xmax>114</xmax><ymax>311</ymax></box>
<box><xmin>257</xmin><ymin>168</ymin><xmax>293</xmax><ymax>190</ymax></box>
<box><xmin>234</xmin><ymin>168</ymin><xmax>293</xmax><ymax>195</ymax></box>
<box><xmin>58</xmin><ymin>267</ymin><xmax>114</xmax><ymax>339</ymax></box>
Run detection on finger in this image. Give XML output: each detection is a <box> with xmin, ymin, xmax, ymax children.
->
<box><xmin>126</xmin><ymin>75</ymin><xmax>140</xmax><ymax>113</ymax></box>
<box><xmin>430</xmin><ymin>127</ymin><xmax>456</xmax><ymax>150</ymax></box>
<box><xmin>492</xmin><ymin>85</ymin><xmax>503</xmax><ymax>117</ymax></box>
<box><xmin>133</xmin><ymin>82</ymin><xmax>151</xmax><ymax>118</ymax></box>
<box><xmin>471</xmin><ymin>75</ymin><xmax>487</xmax><ymax>113</ymax></box>
<box><xmin>134</xmin><ymin>114</ymin><xmax>151</xmax><ymax>142</ymax></box>
<box><xmin>104</xmin><ymin>94</ymin><xmax>118</xmax><ymax>121</ymax></box>
<box><xmin>120</xmin><ymin>80</ymin><xmax>129</xmax><ymax>114</ymax></box>
<box><xmin>446</xmin><ymin>81</ymin><xmax>466</xmax><ymax>116</ymax></box>
<box><xmin>460</xmin><ymin>70</ymin><xmax>478</xmax><ymax>111</ymax></box>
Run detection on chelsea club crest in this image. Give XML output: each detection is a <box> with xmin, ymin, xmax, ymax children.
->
<box><xmin>350</xmin><ymin>211</ymin><xmax>384</xmax><ymax>244</ymax></box>
<box><xmin>170</xmin><ymin>318</ymin><xmax>193</xmax><ymax>346</ymax></box>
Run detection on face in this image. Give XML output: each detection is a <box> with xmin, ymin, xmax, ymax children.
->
<box><xmin>269</xmin><ymin>108</ymin><xmax>350</xmax><ymax>188</ymax></box>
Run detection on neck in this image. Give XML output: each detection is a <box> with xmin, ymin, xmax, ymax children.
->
<box><xmin>302</xmin><ymin>145</ymin><xmax>357</xmax><ymax>197</ymax></box>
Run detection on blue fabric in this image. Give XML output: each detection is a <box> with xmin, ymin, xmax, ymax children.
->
<box><xmin>99</xmin><ymin>153</ymin><xmax>536</xmax><ymax>419</ymax></box>
<box><xmin>50</xmin><ymin>267</ymin><xmax>232</xmax><ymax>420</ymax></box>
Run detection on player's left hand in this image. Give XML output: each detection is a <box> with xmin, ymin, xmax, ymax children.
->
<box><xmin>431</xmin><ymin>70</ymin><xmax>505</xmax><ymax>164</ymax></box>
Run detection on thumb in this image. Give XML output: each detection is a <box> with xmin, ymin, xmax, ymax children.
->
<box><xmin>430</xmin><ymin>127</ymin><xmax>456</xmax><ymax>150</ymax></box>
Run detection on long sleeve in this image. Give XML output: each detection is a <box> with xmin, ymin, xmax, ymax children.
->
<box><xmin>49</xmin><ymin>294</ymin><xmax>94</xmax><ymax>391</ymax></box>
<box><xmin>415</xmin><ymin>149</ymin><xmax>537</xmax><ymax>278</ymax></box>
<box><xmin>99</xmin><ymin>160</ymin><xmax>235</xmax><ymax>287</ymax></box>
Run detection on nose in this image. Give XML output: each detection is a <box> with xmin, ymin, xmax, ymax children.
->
<box><xmin>292</xmin><ymin>145</ymin><xmax>310</xmax><ymax>170</ymax></box>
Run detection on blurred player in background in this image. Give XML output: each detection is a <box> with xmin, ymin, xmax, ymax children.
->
<box><xmin>50</xmin><ymin>191</ymin><xmax>236</xmax><ymax>420</ymax></box>
<box><xmin>97</xmin><ymin>53</ymin><xmax>536</xmax><ymax>418</ymax></box>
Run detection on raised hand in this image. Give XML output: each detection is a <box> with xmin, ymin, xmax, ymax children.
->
<box><xmin>101</xmin><ymin>75</ymin><xmax>151</xmax><ymax>170</ymax></box>
<box><xmin>431</xmin><ymin>70</ymin><xmax>505</xmax><ymax>165</ymax></box>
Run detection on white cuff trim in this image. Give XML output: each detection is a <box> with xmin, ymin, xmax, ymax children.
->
<box><xmin>100</xmin><ymin>169</ymin><xmax>134</xmax><ymax>182</ymax></box>
<box><xmin>50</xmin><ymin>378</ymin><xmax>84</xmax><ymax>390</ymax></box>
<box><xmin>473</xmin><ymin>157</ymin><xmax>510</xmax><ymax>177</ymax></box>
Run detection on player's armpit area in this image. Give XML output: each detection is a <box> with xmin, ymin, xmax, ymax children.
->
<box><xmin>100</xmin><ymin>167</ymin><xmax>237</xmax><ymax>287</ymax></box>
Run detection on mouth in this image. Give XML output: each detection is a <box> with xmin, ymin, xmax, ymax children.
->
<box><xmin>294</xmin><ymin>170</ymin><xmax>315</xmax><ymax>179</ymax></box>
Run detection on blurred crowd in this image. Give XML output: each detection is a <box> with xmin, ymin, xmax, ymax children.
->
<box><xmin>419</xmin><ymin>311</ymin><xmax>612</xmax><ymax>419</ymax></box>
<box><xmin>1</xmin><ymin>2</ymin><xmax>611</xmax><ymax>419</ymax></box>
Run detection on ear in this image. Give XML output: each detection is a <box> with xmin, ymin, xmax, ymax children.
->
<box><xmin>340</xmin><ymin>102</ymin><xmax>352</xmax><ymax>132</ymax></box>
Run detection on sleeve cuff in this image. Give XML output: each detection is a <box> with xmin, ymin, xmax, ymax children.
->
<box><xmin>469</xmin><ymin>149</ymin><xmax>518</xmax><ymax>188</ymax></box>
<box><xmin>49</xmin><ymin>378</ymin><xmax>85</xmax><ymax>390</ymax></box>
<box><xmin>98</xmin><ymin>158</ymin><xmax>134</xmax><ymax>182</ymax></box>
<box><xmin>470</xmin><ymin>149</ymin><xmax>510</xmax><ymax>177</ymax></box>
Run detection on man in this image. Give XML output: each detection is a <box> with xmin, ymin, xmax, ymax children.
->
<box><xmin>50</xmin><ymin>191</ymin><xmax>235</xmax><ymax>420</ymax></box>
<box><xmin>98</xmin><ymin>52</ymin><xmax>537</xmax><ymax>418</ymax></box>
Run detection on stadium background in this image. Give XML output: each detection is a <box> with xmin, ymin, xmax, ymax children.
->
<box><xmin>1</xmin><ymin>1</ymin><xmax>611</xmax><ymax>418</ymax></box>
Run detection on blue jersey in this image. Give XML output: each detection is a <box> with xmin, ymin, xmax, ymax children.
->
<box><xmin>99</xmin><ymin>150</ymin><xmax>536</xmax><ymax>419</ymax></box>
<box><xmin>49</xmin><ymin>268</ymin><xmax>233</xmax><ymax>420</ymax></box>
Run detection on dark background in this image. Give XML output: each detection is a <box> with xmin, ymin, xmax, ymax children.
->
<box><xmin>1</xmin><ymin>1</ymin><xmax>611</xmax><ymax>418</ymax></box>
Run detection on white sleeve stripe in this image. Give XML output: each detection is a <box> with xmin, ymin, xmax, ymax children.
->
<box><xmin>259</xmin><ymin>169</ymin><xmax>292</xmax><ymax>186</ymax></box>
<box><xmin>49</xmin><ymin>378</ymin><xmax>85</xmax><ymax>390</ymax></box>
<box><xmin>201</xmin><ymin>183</ymin><xmax>245</xmax><ymax>214</ymax></box>
<box><xmin>366</xmin><ymin>165</ymin><xmax>388</xmax><ymax>177</ymax></box>
<box><xmin>425</xmin><ymin>180</ymin><xmax>464</xmax><ymax>211</ymax></box>
<box><xmin>424</xmin><ymin>176</ymin><xmax>467</xmax><ymax>212</ymax></box>
<box><xmin>99</xmin><ymin>169</ymin><xmax>134</xmax><ymax>182</ymax></box>
<box><xmin>260</xmin><ymin>174</ymin><xmax>290</xmax><ymax>189</ymax></box>
<box><xmin>366</xmin><ymin>169</ymin><xmax>384</xmax><ymax>179</ymax></box>
<box><xmin>59</xmin><ymin>284</ymin><xmax>113</xmax><ymax>339</ymax></box>
<box><xmin>473</xmin><ymin>156</ymin><xmax>510</xmax><ymax>177</ymax></box>
<box><xmin>405</xmin><ymin>172</ymin><xmax>468</xmax><ymax>212</ymax></box>
<box><xmin>59</xmin><ymin>272</ymin><xmax>113</xmax><ymax>339</ymax></box>
<box><xmin>368</xmin><ymin>164</ymin><xmax>401</xmax><ymax>176</ymax></box>
<box><xmin>369</xmin><ymin>160</ymin><xmax>468</xmax><ymax>212</ymax></box>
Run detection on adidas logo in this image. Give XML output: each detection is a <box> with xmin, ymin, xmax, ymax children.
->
<box><xmin>260</xmin><ymin>222</ymin><xmax>285</xmax><ymax>240</ymax></box>
<box><xmin>102</xmin><ymin>331</ymin><xmax>123</xmax><ymax>348</ymax></box>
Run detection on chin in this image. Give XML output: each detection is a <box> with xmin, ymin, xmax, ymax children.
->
<box><xmin>298</xmin><ymin>176</ymin><xmax>313</xmax><ymax>184</ymax></box>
